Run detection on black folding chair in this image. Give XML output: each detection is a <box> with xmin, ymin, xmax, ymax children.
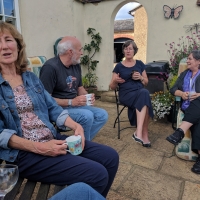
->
<box><xmin>171</xmin><ymin>96</ymin><xmax>181</xmax><ymax>130</ymax></box>
<box><xmin>113</xmin><ymin>87</ymin><xmax>134</xmax><ymax>139</ymax></box>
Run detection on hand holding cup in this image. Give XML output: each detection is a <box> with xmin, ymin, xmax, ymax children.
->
<box><xmin>189</xmin><ymin>91</ymin><xmax>197</xmax><ymax>101</ymax></box>
<box><xmin>85</xmin><ymin>94</ymin><xmax>95</xmax><ymax>106</ymax></box>
<box><xmin>64</xmin><ymin>135</ymin><xmax>82</xmax><ymax>155</ymax></box>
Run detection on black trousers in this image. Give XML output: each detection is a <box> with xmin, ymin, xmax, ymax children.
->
<box><xmin>183</xmin><ymin>98</ymin><xmax>200</xmax><ymax>154</ymax></box>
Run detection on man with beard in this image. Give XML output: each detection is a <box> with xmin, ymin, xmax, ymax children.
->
<box><xmin>40</xmin><ymin>36</ymin><xmax>108</xmax><ymax>140</ymax></box>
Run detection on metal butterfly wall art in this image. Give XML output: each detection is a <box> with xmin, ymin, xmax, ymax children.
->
<box><xmin>163</xmin><ymin>5</ymin><xmax>183</xmax><ymax>19</ymax></box>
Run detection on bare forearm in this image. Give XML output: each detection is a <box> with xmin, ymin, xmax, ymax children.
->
<box><xmin>8</xmin><ymin>135</ymin><xmax>39</xmax><ymax>153</ymax></box>
<box><xmin>64</xmin><ymin>116</ymin><xmax>81</xmax><ymax>131</ymax></box>
<box><xmin>175</xmin><ymin>90</ymin><xmax>184</xmax><ymax>97</ymax></box>
<box><xmin>8</xmin><ymin>135</ymin><xmax>67</xmax><ymax>157</ymax></box>
<box><xmin>78</xmin><ymin>86</ymin><xmax>88</xmax><ymax>95</ymax></box>
<box><xmin>140</xmin><ymin>76</ymin><xmax>148</xmax><ymax>86</ymax></box>
<box><xmin>109</xmin><ymin>80</ymin><xmax>118</xmax><ymax>90</ymax></box>
<box><xmin>54</xmin><ymin>97</ymin><xmax>69</xmax><ymax>107</ymax></box>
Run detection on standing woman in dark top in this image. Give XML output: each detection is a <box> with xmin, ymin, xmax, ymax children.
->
<box><xmin>109</xmin><ymin>40</ymin><xmax>154</xmax><ymax>147</ymax></box>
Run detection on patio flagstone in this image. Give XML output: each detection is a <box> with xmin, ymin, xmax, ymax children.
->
<box><xmin>93</xmin><ymin>100</ymin><xmax>200</xmax><ymax>200</ymax></box>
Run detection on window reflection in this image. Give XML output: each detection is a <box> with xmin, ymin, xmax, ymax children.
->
<box><xmin>4</xmin><ymin>0</ymin><xmax>14</xmax><ymax>16</ymax></box>
<box><xmin>0</xmin><ymin>1</ymin><xmax>2</xmax><ymax>15</ymax></box>
<box><xmin>5</xmin><ymin>16</ymin><xmax>15</xmax><ymax>25</ymax></box>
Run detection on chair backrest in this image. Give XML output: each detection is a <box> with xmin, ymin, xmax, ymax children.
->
<box><xmin>114</xmin><ymin>87</ymin><xmax>120</xmax><ymax>104</ymax></box>
<box><xmin>27</xmin><ymin>56</ymin><xmax>47</xmax><ymax>77</ymax></box>
<box><xmin>54</xmin><ymin>37</ymin><xmax>63</xmax><ymax>56</ymax></box>
<box><xmin>178</xmin><ymin>57</ymin><xmax>187</xmax><ymax>75</ymax></box>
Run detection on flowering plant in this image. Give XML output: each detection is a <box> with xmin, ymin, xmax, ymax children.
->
<box><xmin>166</xmin><ymin>32</ymin><xmax>200</xmax><ymax>76</ymax></box>
<box><xmin>151</xmin><ymin>91</ymin><xmax>174</xmax><ymax>119</ymax></box>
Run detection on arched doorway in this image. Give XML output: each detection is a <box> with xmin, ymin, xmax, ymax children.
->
<box><xmin>112</xmin><ymin>1</ymin><xmax>147</xmax><ymax>64</ymax></box>
<box><xmin>114</xmin><ymin>37</ymin><xmax>133</xmax><ymax>62</ymax></box>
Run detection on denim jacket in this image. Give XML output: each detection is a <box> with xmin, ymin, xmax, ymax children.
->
<box><xmin>0</xmin><ymin>71</ymin><xmax>69</xmax><ymax>162</ymax></box>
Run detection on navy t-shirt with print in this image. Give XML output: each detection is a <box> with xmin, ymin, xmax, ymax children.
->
<box><xmin>40</xmin><ymin>56</ymin><xmax>82</xmax><ymax>99</ymax></box>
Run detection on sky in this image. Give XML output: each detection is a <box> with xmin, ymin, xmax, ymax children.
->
<box><xmin>115</xmin><ymin>2</ymin><xmax>140</xmax><ymax>20</ymax></box>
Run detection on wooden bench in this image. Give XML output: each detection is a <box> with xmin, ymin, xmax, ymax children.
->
<box><xmin>0</xmin><ymin>160</ymin><xmax>66</xmax><ymax>200</ymax></box>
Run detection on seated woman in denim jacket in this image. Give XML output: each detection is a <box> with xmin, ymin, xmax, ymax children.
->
<box><xmin>166</xmin><ymin>50</ymin><xmax>200</xmax><ymax>174</ymax></box>
<box><xmin>0</xmin><ymin>22</ymin><xmax>119</xmax><ymax>198</ymax></box>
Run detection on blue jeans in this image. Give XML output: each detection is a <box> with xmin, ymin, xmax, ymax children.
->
<box><xmin>64</xmin><ymin>106</ymin><xmax>108</xmax><ymax>140</ymax></box>
<box><xmin>49</xmin><ymin>182</ymin><xmax>105</xmax><ymax>200</ymax></box>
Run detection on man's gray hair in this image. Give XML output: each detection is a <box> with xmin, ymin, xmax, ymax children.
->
<box><xmin>57</xmin><ymin>40</ymin><xmax>73</xmax><ymax>55</ymax></box>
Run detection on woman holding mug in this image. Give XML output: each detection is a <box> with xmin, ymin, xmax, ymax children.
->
<box><xmin>109</xmin><ymin>40</ymin><xmax>154</xmax><ymax>147</ymax></box>
<box><xmin>166</xmin><ymin>50</ymin><xmax>200</xmax><ymax>174</ymax></box>
<box><xmin>0</xmin><ymin>22</ymin><xmax>119</xmax><ymax>198</ymax></box>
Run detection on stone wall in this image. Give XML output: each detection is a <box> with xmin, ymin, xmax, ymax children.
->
<box><xmin>133</xmin><ymin>6</ymin><xmax>147</xmax><ymax>63</ymax></box>
<box><xmin>114</xmin><ymin>31</ymin><xmax>134</xmax><ymax>40</ymax></box>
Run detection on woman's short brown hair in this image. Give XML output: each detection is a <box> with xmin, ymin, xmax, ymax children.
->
<box><xmin>0</xmin><ymin>22</ymin><xmax>27</xmax><ymax>74</ymax></box>
<box><xmin>122</xmin><ymin>40</ymin><xmax>138</xmax><ymax>55</ymax></box>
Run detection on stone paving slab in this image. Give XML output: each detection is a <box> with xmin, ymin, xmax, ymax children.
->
<box><xmin>117</xmin><ymin>166</ymin><xmax>183</xmax><ymax>200</ymax></box>
<box><xmin>92</xmin><ymin>100</ymin><xmax>200</xmax><ymax>199</ymax></box>
<box><xmin>111</xmin><ymin>162</ymin><xmax>133</xmax><ymax>190</ymax></box>
<box><xmin>119</xmin><ymin>142</ymin><xmax>164</xmax><ymax>170</ymax></box>
<box><xmin>107</xmin><ymin>190</ymin><xmax>132</xmax><ymax>200</ymax></box>
<box><xmin>153</xmin><ymin>137</ymin><xmax>175</xmax><ymax>154</ymax></box>
<box><xmin>182</xmin><ymin>181</ymin><xmax>200</xmax><ymax>200</ymax></box>
<box><xmin>93</xmin><ymin>135</ymin><xmax>127</xmax><ymax>153</ymax></box>
<box><xmin>160</xmin><ymin>156</ymin><xmax>200</xmax><ymax>182</ymax></box>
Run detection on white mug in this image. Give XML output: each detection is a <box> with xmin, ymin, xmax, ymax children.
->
<box><xmin>85</xmin><ymin>94</ymin><xmax>93</xmax><ymax>106</ymax></box>
<box><xmin>65</xmin><ymin>135</ymin><xmax>82</xmax><ymax>155</ymax></box>
<box><xmin>189</xmin><ymin>91</ymin><xmax>196</xmax><ymax>99</ymax></box>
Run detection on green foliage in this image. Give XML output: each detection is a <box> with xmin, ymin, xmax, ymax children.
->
<box><xmin>166</xmin><ymin>32</ymin><xmax>200</xmax><ymax>75</ymax></box>
<box><xmin>82</xmin><ymin>76</ymin><xmax>90</xmax><ymax>88</ymax></box>
<box><xmin>169</xmin><ymin>74</ymin><xmax>178</xmax><ymax>89</ymax></box>
<box><xmin>81</xmin><ymin>28</ymin><xmax>102</xmax><ymax>87</ymax></box>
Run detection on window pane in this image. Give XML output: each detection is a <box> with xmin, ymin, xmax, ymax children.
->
<box><xmin>5</xmin><ymin>16</ymin><xmax>15</xmax><ymax>25</ymax></box>
<box><xmin>0</xmin><ymin>0</ymin><xmax>2</xmax><ymax>15</ymax></box>
<box><xmin>0</xmin><ymin>16</ymin><xmax>3</xmax><ymax>20</ymax></box>
<box><xmin>3</xmin><ymin>0</ymin><xmax>14</xmax><ymax>16</ymax></box>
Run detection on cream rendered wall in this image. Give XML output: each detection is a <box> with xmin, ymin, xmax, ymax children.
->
<box><xmin>18</xmin><ymin>0</ymin><xmax>200</xmax><ymax>91</ymax></box>
<box><xmin>18</xmin><ymin>0</ymin><xmax>84</xmax><ymax>58</ymax></box>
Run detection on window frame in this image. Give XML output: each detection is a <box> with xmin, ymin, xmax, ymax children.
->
<box><xmin>0</xmin><ymin>0</ymin><xmax>21</xmax><ymax>32</ymax></box>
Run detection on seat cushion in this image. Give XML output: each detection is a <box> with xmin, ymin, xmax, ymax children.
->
<box><xmin>175</xmin><ymin>109</ymin><xmax>198</xmax><ymax>161</ymax></box>
<box><xmin>27</xmin><ymin>56</ymin><xmax>47</xmax><ymax>77</ymax></box>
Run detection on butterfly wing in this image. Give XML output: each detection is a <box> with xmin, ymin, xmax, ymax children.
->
<box><xmin>163</xmin><ymin>5</ymin><xmax>172</xmax><ymax>19</ymax></box>
<box><xmin>173</xmin><ymin>5</ymin><xmax>183</xmax><ymax>19</ymax></box>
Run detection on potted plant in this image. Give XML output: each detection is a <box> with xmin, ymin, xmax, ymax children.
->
<box><xmin>81</xmin><ymin>28</ymin><xmax>102</xmax><ymax>93</ymax></box>
<box><xmin>151</xmin><ymin>91</ymin><xmax>174</xmax><ymax>120</ymax></box>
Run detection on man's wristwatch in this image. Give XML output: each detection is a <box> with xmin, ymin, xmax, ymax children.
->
<box><xmin>68</xmin><ymin>99</ymin><xmax>72</xmax><ymax>106</ymax></box>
